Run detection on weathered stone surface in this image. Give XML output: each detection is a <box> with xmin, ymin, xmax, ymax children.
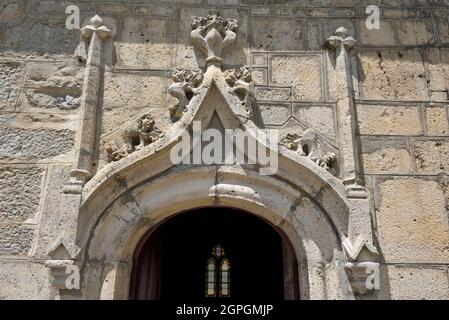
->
<box><xmin>0</xmin><ymin>19</ymin><xmax>78</xmax><ymax>58</ymax></box>
<box><xmin>0</xmin><ymin>261</ymin><xmax>51</xmax><ymax>299</ymax></box>
<box><xmin>0</xmin><ymin>224</ymin><xmax>34</xmax><ymax>256</ymax></box>
<box><xmin>255</xmin><ymin>86</ymin><xmax>291</xmax><ymax>101</ymax></box>
<box><xmin>426</xmin><ymin>106</ymin><xmax>449</xmax><ymax>136</ymax></box>
<box><xmin>397</xmin><ymin>20</ymin><xmax>436</xmax><ymax>46</ymax></box>
<box><xmin>380</xmin><ymin>265</ymin><xmax>449</xmax><ymax>300</ymax></box>
<box><xmin>0</xmin><ymin>116</ymin><xmax>74</xmax><ymax>161</ymax></box>
<box><xmin>359</xmin><ymin>20</ymin><xmax>396</xmax><ymax>46</ymax></box>
<box><xmin>0</xmin><ymin>2</ymin><xmax>23</xmax><ymax>24</ymax></box>
<box><xmin>361</xmin><ymin>137</ymin><xmax>413</xmax><ymax>174</ymax></box>
<box><xmin>116</xmin><ymin>17</ymin><xmax>174</xmax><ymax>70</ymax></box>
<box><xmin>0</xmin><ymin>61</ymin><xmax>23</xmax><ymax>111</ymax></box>
<box><xmin>360</xmin><ymin>50</ymin><xmax>429</xmax><ymax>101</ymax></box>
<box><xmin>252</xmin><ymin>18</ymin><xmax>304</xmax><ymax>51</ymax></box>
<box><xmin>426</xmin><ymin>48</ymin><xmax>449</xmax><ymax>102</ymax></box>
<box><xmin>17</xmin><ymin>61</ymin><xmax>84</xmax><ymax>112</ymax></box>
<box><xmin>293</xmin><ymin>105</ymin><xmax>336</xmax><ymax>141</ymax></box>
<box><xmin>414</xmin><ymin>140</ymin><xmax>449</xmax><ymax>173</ymax></box>
<box><xmin>103</xmin><ymin>72</ymin><xmax>166</xmax><ymax>108</ymax></box>
<box><xmin>271</xmin><ymin>55</ymin><xmax>322</xmax><ymax>102</ymax></box>
<box><xmin>258</xmin><ymin>103</ymin><xmax>290</xmax><ymax>126</ymax></box>
<box><xmin>0</xmin><ymin>166</ymin><xmax>44</xmax><ymax>223</ymax></box>
<box><xmin>376</xmin><ymin>178</ymin><xmax>449</xmax><ymax>263</ymax></box>
<box><xmin>357</xmin><ymin>105</ymin><xmax>423</xmax><ymax>136</ymax></box>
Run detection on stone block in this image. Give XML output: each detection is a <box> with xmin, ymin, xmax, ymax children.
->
<box><xmin>293</xmin><ymin>104</ymin><xmax>336</xmax><ymax>141</ymax></box>
<box><xmin>0</xmin><ymin>115</ymin><xmax>75</xmax><ymax>161</ymax></box>
<box><xmin>359</xmin><ymin>19</ymin><xmax>397</xmax><ymax>46</ymax></box>
<box><xmin>255</xmin><ymin>86</ymin><xmax>291</xmax><ymax>101</ymax></box>
<box><xmin>376</xmin><ymin>177</ymin><xmax>449</xmax><ymax>263</ymax></box>
<box><xmin>0</xmin><ymin>261</ymin><xmax>51</xmax><ymax>299</ymax></box>
<box><xmin>414</xmin><ymin>139</ymin><xmax>449</xmax><ymax>174</ymax></box>
<box><xmin>379</xmin><ymin>265</ymin><xmax>449</xmax><ymax>300</ymax></box>
<box><xmin>270</xmin><ymin>55</ymin><xmax>322</xmax><ymax>102</ymax></box>
<box><xmin>116</xmin><ymin>17</ymin><xmax>174</xmax><ymax>70</ymax></box>
<box><xmin>0</xmin><ymin>166</ymin><xmax>44</xmax><ymax>223</ymax></box>
<box><xmin>426</xmin><ymin>48</ymin><xmax>449</xmax><ymax>102</ymax></box>
<box><xmin>360</xmin><ymin>137</ymin><xmax>412</xmax><ymax>174</ymax></box>
<box><xmin>360</xmin><ymin>49</ymin><xmax>428</xmax><ymax>101</ymax></box>
<box><xmin>103</xmin><ymin>72</ymin><xmax>166</xmax><ymax>108</ymax></box>
<box><xmin>252</xmin><ymin>18</ymin><xmax>304</xmax><ymax>51</ymax></box>
<box><xmin>258</xmin><ymin>103</ymin><xmax>290</xmax><ymax>126</ymax></box>
<box><xmin>357</xmin><ymin>105</ymin><xmax>423</xmax><ymax>136</ymax></box>
<box><xmin>426</xmin><ymin>106</ymin><xmax>449</xmax><ymax>136</ymax></box>
<box><xmin>397</xmin><ymin>19</ymin><xmax>436</xmax><ymax>46</ymax></box>
<box><xmin>0</xmin><ymin>61</ymin><xmax>23</xmax><ymax>111</ymax></box>
<box><xmin>0</xmin><ymin>223</ymin><xmax>34</xmax><ymax>256</ymax></box>
<box><xmin>251</xmin><ymin>68</ymin><xmax>267</xmax><ymax>85</ymax></box>
<box><xmin>0</xmin><ymin>19</ymin><xmax>78</xmax><ymax>58</ymax></box>
<box><xmin>16</xmin><ymin>61</ymin><xmax>84</xmax><ymax>113</ymax></box>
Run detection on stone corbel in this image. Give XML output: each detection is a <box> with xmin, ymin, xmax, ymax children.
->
<box><xmin>342</xmin><ymin>235</ymin><xmax>380</xmax><ymax>296</ymax></box>
<box><xmin>325</xmin><ymin>27</ymin><xmax>366</xmax><ymax>199</ymax></box>
<box><xmin>64</xmin><ymin>15</ymin><xmax>112</xmax><ymax>194</ymax></box>
<box><xmin>44</xmin><ymin>260</ymin><xmax>80</xmax><ymax>290</ymax></box>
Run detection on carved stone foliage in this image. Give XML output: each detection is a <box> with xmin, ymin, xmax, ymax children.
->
<box><xmin>224</xmin><ymin>66</ymin><xmax>255</xmax><ymax>117</ymax></box>
<box><xmin>190</xmin><ymin>13</ymin><xmax>238</xmax><ymax>65</ymax></box>
<box><xmin>168</xmin><ymin>69</ymin><xmax>204</xmax><ymax>122</ymax></box>
<box><xmin>104</xmin><ymin>113</ymin><xmax>164</xmax><ymax>163</ymax></box>
<box><xmin>281</xmin><ymin>129</ymin><xmax>337</xmax><ymax>171</ymax></box>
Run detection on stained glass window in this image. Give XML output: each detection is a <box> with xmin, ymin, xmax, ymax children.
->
<box><xmin>205</xmin><ymin>245</ymin><xmax>231</xmax><ymax>298</ymax></box>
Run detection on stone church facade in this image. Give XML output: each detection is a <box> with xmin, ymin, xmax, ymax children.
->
<box><xmin>1</xmin><ymin>0</ymin><xmax>449</xmax><ymax>300</ymax></box>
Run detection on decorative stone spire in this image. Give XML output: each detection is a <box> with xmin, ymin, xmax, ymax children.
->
<box><xmin>190</xmin><ymin>13</ymin><xmax>239</xmax><ymax>67</ymax></box>
<box><xmin>65</xmin><ymin>15</ymin><xmax>112</xmax><ymax>194</ymax></box>
<box><xmin>325</xmin><ymin>27</ymin><xmax>365</xmax><ymax>199</ymax></box>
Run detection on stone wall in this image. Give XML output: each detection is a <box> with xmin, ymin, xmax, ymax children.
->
<box><xmin>1</xmin><ymin>0</ymin><xmax>449</xmax><ymax>299</ymax></box>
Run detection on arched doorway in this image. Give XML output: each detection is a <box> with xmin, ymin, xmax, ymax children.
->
<box><xmin>129</xmin><ymin>208</ymin><xmax>299</xmax><ymax>300</ymax></box>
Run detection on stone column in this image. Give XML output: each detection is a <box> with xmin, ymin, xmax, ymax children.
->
<box><xmin>325</xmin><ymin>27</ymin><xmax>366</xmax><ymax>199</ymax></box>
<box><xmin>64</xmin><ymin>15</ymin><xmax>112</xmax><ymax>194</ymax></box>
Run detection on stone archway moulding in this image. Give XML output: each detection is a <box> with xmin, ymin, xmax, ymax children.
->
<box><xmin>45</xmin><ymin>14</ymin><xmax>380</xmax><ymax>300</ymax></box>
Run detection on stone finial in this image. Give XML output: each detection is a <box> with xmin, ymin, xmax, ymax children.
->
<box><xmin>81</xmin><ymin>15</ymin><xmax>112</xmax><ymax>41</ymax></box>
<box><xmin>190</xmin><ymin>13</ymin><xmax>239</xmax><ymax>66</ymax></box>
<box><xmin>325</xmin><ymin>26</ymin><xmax>357</xmax><ymax>50</ymax></box>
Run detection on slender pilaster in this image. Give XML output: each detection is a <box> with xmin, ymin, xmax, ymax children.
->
<box><xmin>64</xmin><ymin>15</ymin><xmax>112</xmax><ymax>194</ymax></box>
<box><xmin>325</xmin><ymin>27</ymin><xmax>366</xmax><ymax>199</ymax></box>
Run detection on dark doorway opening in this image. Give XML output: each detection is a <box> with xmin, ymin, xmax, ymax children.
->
<box><xmin>129</xmin><ymin>207</ymin><xmax>298</xmax><ymax>300</ymax></box>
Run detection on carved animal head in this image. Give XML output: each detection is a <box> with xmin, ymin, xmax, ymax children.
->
<box><xmin>171</xmin><ymin>69</ymin><xmax>186</xmax><ymax>83</ymax></box>
<box><xmin>137</xmin><ymin>114</ymin><xmax>155</xmax><ymax>133</ymax></box>
<box><xmin>238</xmin><ymin>66</ymin><xmax>252</xmax><ymax>83</ymax></box>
